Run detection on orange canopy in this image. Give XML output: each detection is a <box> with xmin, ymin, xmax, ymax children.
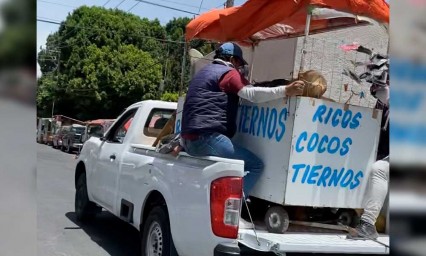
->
<box><xmin>186</xmin><ymin>0</ymin><xmax>389</xmax><ymax>44</ymax></box>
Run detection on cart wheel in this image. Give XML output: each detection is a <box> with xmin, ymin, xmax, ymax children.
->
<box><xmin>337</xmin><ymin>210</ymin><xmax>355</xmax><ymax>226</ymax></box>
<box><xmin>264</xmin><ymin>206</ymin><xmax>289</xmax><ymax>234</ymax></box>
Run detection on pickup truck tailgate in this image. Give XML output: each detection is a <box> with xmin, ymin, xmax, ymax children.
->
<box><xmin>238</xmin><ymin>229</ymin><xmax>390</xmax><ymax>254</ymax></box>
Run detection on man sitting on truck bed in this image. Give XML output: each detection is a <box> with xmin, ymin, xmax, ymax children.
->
<box><xmin>180</xmin><ymin>42</ymin><xmax>305</xmax><ymax>211</ymax></box>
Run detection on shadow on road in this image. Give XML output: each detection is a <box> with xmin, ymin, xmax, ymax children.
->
<box><xmin>66</xmin><ymin>211</ymin><xmax>140</xmax><ymax>256</ymax></box>
<box><xmin>64</xmin><ymin>211</ymin><xmax>373</xmax><ymax>256</ymax></box>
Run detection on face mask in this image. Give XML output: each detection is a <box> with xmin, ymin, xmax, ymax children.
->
<box><xmin>238</xmin><ymin>65</ymin><xmax>249</xmax><ymax>80</ymax></box>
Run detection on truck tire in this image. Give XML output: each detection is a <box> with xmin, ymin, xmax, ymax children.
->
<box><xmin>265</xmin><ymin>206</ymin><xmax>290</xmax><ymax>234</ymax></box>
<box><xmin>337</xmin><ymin>209</ymin><xmax>356</xmax><ymax>227</ymax></box>
<box><xmin>141</xmin><ymin>206</ymin><xmax>178</xmax><ymax>256</ymax></box>
<box><xmin>75</xmin><ymin>173</ymin><xmax>100</xmax><ymax>222</ymax></box>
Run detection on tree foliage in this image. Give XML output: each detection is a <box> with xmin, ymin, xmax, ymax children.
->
<box><xmin>37</xmin><ymin>7</ymin><xmax>213</xmax><ymax>119</ymax></box>
<box><xmin>162</xmin><ymin>17</ymin><xmax>215</xmax><ymax>94</ymax></box>
<box><xmin>160</xmin><ymin>92</ymin><xmax>180</xmax><ymax>102</ymax></box>
<box><xmin>37</xmin><ymin>7</ymin><xmax>165</xmax><ymax>119</ymax></box>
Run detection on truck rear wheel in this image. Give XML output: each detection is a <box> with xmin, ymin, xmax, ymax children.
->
<box><xmin>265</xmin><ymin>206</ymin><xmax>290</xmax><ymax>234</ymax></box>
<box><xmin>141</xmin><ymin>206</ymin><xmax>178</xmax><ymax>256</ymax></box>
<box><xmin>337</xmin><ymin>209</ymin><xmax>357</xmax><ymax>227</ymax></box>
<box><xmin>75</xmin><ymin>173</ymin><xmax>100</xmax><ymax>222</ymax></box>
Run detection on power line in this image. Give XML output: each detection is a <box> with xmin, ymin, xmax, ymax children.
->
<box><xmin>115</xmin><ymin>0</ymin><xmax>127</xmax><ymax>8</ymax></box>
<box><xmin>127</xmin><ymin>1</ymin><xmax>140</xmax><ymax>11</ymax></box>
<box><xmin>37</xmin><ymin>17</ymin><xmax>185</xmax><ymax>44</ymax></box>
<box><xmin>215</xmin><ymin>2</ymin><xmax>226</xmax><ymax>8</ymax></box>
<box><xmin>133</xmin><ymin>0</ymin><xmax>198</xmax><ymax>15</ymax></box>
<box><xmin>155</xmin><ymin>0</ymin><xmax>209</xmax><ymax>11</ymax></box>
<box><xmin>37</xmin><ymin>0</ymin><xmax>76</xmax><ymax>8</ymax></box>
<box><xmin>37</xmin><ymin>17</ymin><xmax>82</xmax><ymax>47</ymax></box>
<box><xmin>37</xmin><ymin>18</ymin><xmax>61</xmax><ymax>25</ymax></box>
<box><xmin>197</xmin><ymin>0</ymin><xmax>204</xmax><ymax>14</ymax></box>
<box><xmin>102</xmin><ymin>0</ymin><xmax>112</xmax><ymax>7</ymax></box>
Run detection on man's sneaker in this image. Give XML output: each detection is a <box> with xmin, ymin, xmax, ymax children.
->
<box><xmin>347</xmin><ymin>220</ymin><xmax>379</xmax><ymax>240</ymax></box>
<box><xmin>239</xmin><ymin>218</ymin><xmax>253</xmax><ymax>229</ymax></box>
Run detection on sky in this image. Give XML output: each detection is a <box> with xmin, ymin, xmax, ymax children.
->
<box><xmin>36</xmin><ymin>0</ymin><xmax>246</xmax><ymax>77</ymax></box>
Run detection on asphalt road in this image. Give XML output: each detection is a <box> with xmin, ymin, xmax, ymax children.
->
<box><xmin>37</xmin><ymin>144</ymin><xmax>140</xmax><ymax>256</ymax></box>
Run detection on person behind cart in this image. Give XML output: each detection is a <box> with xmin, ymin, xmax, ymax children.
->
<box><xmin>348</xmin><ymin>57</ymin><xmax>389</xmax><ymax>240</ymax></box>
<box><xmin>180</xmin><ymin>42</ymin><xmax>305</xmax><ymax>225</ymax></box>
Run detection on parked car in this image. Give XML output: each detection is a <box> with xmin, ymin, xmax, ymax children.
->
<box><xmin>52</xmin><ymin>125</ymin><xmax>70</xmax><ymax>149</ymax></box>
<box><xmin>62</xmin><ymin>124</ymin><xmax>85</xmax><ymax>153</ymax></box>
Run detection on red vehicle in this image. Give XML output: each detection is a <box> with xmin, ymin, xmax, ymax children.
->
<box><xmin>82</xmin><ymin>119</ymin><xmax>115</xmax><ymax>143</ymax></box>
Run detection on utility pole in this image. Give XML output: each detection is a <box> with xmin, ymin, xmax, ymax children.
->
<box><xmin>51</xmin><ymin>100</ymin><xmax>55</xmax><ymax>117</ymax></box>
<box><xmin>225</xmin><ymin>0</ymin><xmax>234</xmax><ymax>8</ymax></box>
<box><xmin>52</xmin><ymin>49</ymin><xmax>60</xmax><ymax>117</ymax></box>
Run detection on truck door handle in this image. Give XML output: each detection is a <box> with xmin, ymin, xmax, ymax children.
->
<box><xmin>110</xmin><ymin>154</ymin><xmax>116</xmax><ymax>161</ymax></box>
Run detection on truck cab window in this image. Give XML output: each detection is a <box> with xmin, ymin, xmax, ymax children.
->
<box><xmin>107</xmin><ymin>109</ymin><xmax>137</xmax><ymax>143</ymax></box>
<box><xmin>143</xmin><ymin>108</ymin><xmax>175</xmax><ymax>138</ymax></box>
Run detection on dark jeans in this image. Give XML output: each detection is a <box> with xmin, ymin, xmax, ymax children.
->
<box><xmin>182</xmin><ymin>132</ymin><xmax>264</xmax><ymax>196</ymax></box>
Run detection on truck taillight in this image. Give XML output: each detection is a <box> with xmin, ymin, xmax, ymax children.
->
<box><xmin>210</xmin><ymin>177</ymin><xmax>242</xmax><ymax>239</ymax></box>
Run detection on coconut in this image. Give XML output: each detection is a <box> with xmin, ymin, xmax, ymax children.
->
<box><xmin>297</xmin><ymin>70</ymin><xmax>327</xmax><ymax>99</ymax></box>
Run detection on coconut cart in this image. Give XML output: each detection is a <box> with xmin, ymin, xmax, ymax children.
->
<box><xmin>178</xmin><ymin>0</ymin><xmax>390</xmax><ymax>254</ymax></box>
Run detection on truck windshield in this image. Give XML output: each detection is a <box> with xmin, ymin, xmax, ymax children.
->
<box><xmin>88</xmin><ymin>125</ymin><xmax>103</xmax><ymax>137</ymax></box>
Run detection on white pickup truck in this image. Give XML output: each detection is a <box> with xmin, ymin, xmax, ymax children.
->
<box><xmin>75</xmin><ymin>100</ymin><xmax>389</xmax><ymax>256</ymax></box>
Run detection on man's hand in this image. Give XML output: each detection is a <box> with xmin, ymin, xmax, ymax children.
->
<box><xmin>285</xmin><ymin>80</ymin><xmax>305</xmax><ymax>97</ymax></box>
<box><xmin>171</xmin><ymin>145</ymin><xmax>182</xmax><ymax>157</ymax></box>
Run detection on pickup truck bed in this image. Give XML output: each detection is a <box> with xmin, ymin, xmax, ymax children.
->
<box><xmin>135</xmin><ymin>144</ymin><xmax>390</xmax><ymax>255</ymax></box>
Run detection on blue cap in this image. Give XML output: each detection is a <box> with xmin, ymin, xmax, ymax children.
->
<box><xmin>216</xmin><ymin>42</ymin><xmax>247</xmax><ymax>65</ymax></box>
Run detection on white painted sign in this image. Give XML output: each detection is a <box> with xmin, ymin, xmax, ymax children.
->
<box><xmin>285</xmin><ymin>98</ymin><xmax>382</xmax><ymax>208</ymax></box>
<box><xmin>233</xmin><ymin>97</ymin><xmax>382</xmax><ymax>208</ymax></box>
<box><xmin>175</xmin><ymin>97</ymin><xmax>185</xmax><ymax>134</ymax></box>
<box><xmin>232</xmin><ymin>98</ymin><xmax>296</xmax><ymax>204</ymax></box>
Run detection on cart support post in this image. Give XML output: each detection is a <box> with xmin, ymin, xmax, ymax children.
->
<box><xmin>299</xmin><ymin>6</ymin><xmax>313</xmax><ymax>74</ymax></box>
<box><xmin>248</xmin><ymin>44</ymin><xmax>256</xmax><ymax>82</ymax></box>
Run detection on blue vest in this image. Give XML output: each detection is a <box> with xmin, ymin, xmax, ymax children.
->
<box><xmin>182</xmin><ymin>63</ymin><xmax>240</xmax><ymax>138</ymax></box>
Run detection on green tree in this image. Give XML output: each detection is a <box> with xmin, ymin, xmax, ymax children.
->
<box><xmin>37</xmin><ymin>6</ymin><xmax>166</xmax><ymax>119</ymax></box>
<box><xmin>37</xmin><ymin>8</ymin><xmax>216</xmax><ymax>119</ymax></box>
<box><xmin>160</xmin><ymin>92</ymin><xmax>180</xmax><ymax>102</ymax></box>
<box><xmin>162</xmin><ymin>17</ymin><xmax>214</xmax><ymax>95</ymax></box>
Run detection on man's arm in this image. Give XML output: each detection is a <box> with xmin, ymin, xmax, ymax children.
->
<box><xmin>219</xmin><ymin>69</ymin><xmax>304</xmax><ymax>103</ymax></box>
<box><xmin>252</xmin><ymin>79</ymin><xmax>290</xmax><ymax>88</ymax></box>
<box><xmin>238</xmin><ymin>85</ymin><xmax>287</xmax><ymax>103</ymax></box>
